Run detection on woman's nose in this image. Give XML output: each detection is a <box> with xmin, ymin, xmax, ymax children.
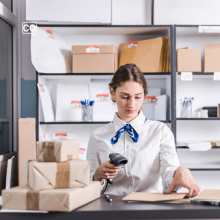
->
<box><xmin>127</xmin><ymin>97</ymin><xmax>135</xmax><ymax>108</ymax></box>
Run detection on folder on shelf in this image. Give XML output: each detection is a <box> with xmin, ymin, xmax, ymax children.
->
<box><xmin>119</xmin><ymin>37</ymin><xmax>170</xmax><ymax>72</ymax></box>
<box><xmin>154</xmin><ymin>94</ymin><xmax>168</xmax><ymax>121</ymax></box>
<box><xmin>56</xmin><ymin>82</ymin><xmax>89</xmax><ymax>121</ymax></box>
<box><xmin>142</xmin><ymin>88</ymin><xmax>161</xmax><ymax>120</ymax></box>
<box><xmin>52</xmin><ymin>133</ymin><xmax>76</xmax><ymax>140</ymax></box>
<box><xmin>90</xmin><ymin>82</ymin><xmax>117</xmax><ymax>121</ymax></box>
<box><xmin>37</xmin><ymin>84</ymin><xmax>55</xmax><ymax>122</ymax></box>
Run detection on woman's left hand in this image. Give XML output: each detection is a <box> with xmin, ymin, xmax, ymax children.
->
<box><xmin>165</xmin><ymin>166</ymin><xmax>201</xmax><ymax>197</ymax></box>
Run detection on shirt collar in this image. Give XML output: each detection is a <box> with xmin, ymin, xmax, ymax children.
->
<box><xmin>113</xmin><ymin>111</ymin><xmax>146</xmax><ymax>134</ymax></box>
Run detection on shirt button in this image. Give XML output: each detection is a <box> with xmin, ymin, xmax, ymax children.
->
<box><xmin>127</xmin><ymin>171</ymin><xmax>129</xmax><ymax>175</ymax></box>
<box><xmin>126</xmin><ymin>145</ymin><xmax>129</xmax><ymax>148</ymax></box>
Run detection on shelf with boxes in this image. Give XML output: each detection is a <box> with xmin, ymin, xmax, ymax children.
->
<box><xmin>36</xmin><ymin>24</ymin><xmax>175</xmax><ymax>143</ymax></box>
<box><xmin>174</xmin><ymin>25</ymin><xmax>220</xmax><ymax>171</ymax></box>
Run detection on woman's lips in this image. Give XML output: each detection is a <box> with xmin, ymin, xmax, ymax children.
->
<box><xmin>126</xmin><ymin>110</ymin><xmax>135</xmax><ymax>114</ymax></box>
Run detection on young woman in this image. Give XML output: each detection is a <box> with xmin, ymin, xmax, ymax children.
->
<box><xmin>87</xmin><ymin>63</ymin><xmax>200</xmax><ymax>197</ymax></box>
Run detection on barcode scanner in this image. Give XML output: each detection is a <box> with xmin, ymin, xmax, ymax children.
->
<box><xmin>101</xmin><ymin>153</ymin><xmax>128</xmax><ymax>195</ymax></box>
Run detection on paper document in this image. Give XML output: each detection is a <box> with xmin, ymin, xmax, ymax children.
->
<box><xmin>37</xmin><ymin>84</ymin><xmax>54</xmax><ymax>122</ymax></box>
<box><xmin>154</xmin><ymin>95</ymin><xmax>168</xmax><ymax>121</ymax></box>
<box><xmin>0</xmin><ymin>209</ymin><xmax>48</xmax><ymax>213</ymax></box>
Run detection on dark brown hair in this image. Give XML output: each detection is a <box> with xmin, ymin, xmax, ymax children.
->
<box><xmin>109</xmin><ymin>63</ymin><xmax>148</xmax><ymax>100</ymax></box>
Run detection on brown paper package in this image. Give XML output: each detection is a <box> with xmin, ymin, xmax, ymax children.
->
<box><xmin>2</xmin><ymin>181</ymin><xmax>100</xmax><ymax>212</ymax></box>
<box><xmin>36</xmin><ymin>139</ymin><xmax>79</xmax><ymax>162</ymax></box>
<box><xmin>119</xmin><ymin>37</ymin><xmax>170</xmax><ymax>72</ymax></box>
<box><xmin>176</xmin><ymin>48</ymin><xmax>201</xmax><ymax>72</ymax></box>
<box><xmin>71</xmin><ymin>45</ymin><xmax>118</xmax><ymax>73</ymax></box>
<box><xmin>23</xmin><ymin>159</ymin><xmax>90</xmax><ymax>190</ymax></box>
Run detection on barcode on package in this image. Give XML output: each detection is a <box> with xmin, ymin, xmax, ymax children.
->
<box><xmin>86</xmin><ymin>45</ymin><xmax>99</xmax><ymax>54</ymax></box>
<box><xmin>70</xmin><ymin>101</ymin><xmax>82</xmax><ymax>108</ymax></box>
<box><xmin>128</xmin><ymin>41</ymin><xmax>138</xmax><ymax>49</ymax></box>
<box><xmin>97</xmin><ymin>94</ymin><xmax>109</xmax><ymax>102</ymax></box>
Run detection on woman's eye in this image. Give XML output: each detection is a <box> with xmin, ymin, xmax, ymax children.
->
<box><xmin>122</xmin><ymin>96</ymin><xmax>128</xmax><ymax>99</ymax></box>
<box><xmin>135</xmin><ymin>97</ymin><xmax>141</xmax><ymax>99</ymax></box>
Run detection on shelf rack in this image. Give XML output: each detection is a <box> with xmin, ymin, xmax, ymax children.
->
<box><xmin>174</xmin><ymin>25</ymin><xmax>220</xmax><ymax>171</ymax></box>
<box><xmin>36</xmin><ymin>24</ymin><xmax>175</xmax><ymax>143</ymax></box>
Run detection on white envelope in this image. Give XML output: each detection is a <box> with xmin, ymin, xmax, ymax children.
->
<box><xmin>37</xmin><ymin>84</ymin><xmax>54</xmax><ymax>122</ymax></box>
<box><xmin>154</xmin><ymin>95</ymin><xmax>168</xmax><ymax>121</ymax></box>
<box><xmin>56</xmin><ymin>82</ymin><xmax>89</xmax><ymax>121</ymax></box>
<box><xmin>52</xmin><ymin>133</ymin><xmax>76</xmax><ymax>140</ymax></box>
<box><xmin>90</xmin><ymin>82</ymin><xmax>117</xmax><ymax>121</ymax></box>
<box><xmin>142</xmin><ymin>88</ymin><xmax>161</xmax><ymax>120</ymax></box>
<box><xmin>79</xmin><ymin>141</ymin><xmax>88</xmax><ymax>161</ymax></box>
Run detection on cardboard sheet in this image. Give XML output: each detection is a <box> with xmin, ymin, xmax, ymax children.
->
<box><xmin>193</xmin><ymin>189</ymin><xmax>220</xmax><ymax>201</ymax></box>
<box><xmin>123</xmin><ymin>192</ymin><xmax>186</xmax><ymax>202</ymax></box>
<box><xmin>18</xmin><ymin>118</ymin><xmax>36</xmax><ymax>186</ymax></box>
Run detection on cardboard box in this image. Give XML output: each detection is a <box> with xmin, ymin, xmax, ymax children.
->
<box><xmin>71</xmin><ymin>45</ymin><xmax>118</xmax><ymax>73</ymax></box>
<box><xmin>18</xmin><ymin>118</ymin><xmax>36</xmax><ymax>186</ymax></box>
<box><xmin>177</xmin><ymin>48</ymin><xmax>201</xmax><ymax>72</ymax></box>
<box><xmin>210</xmin><ymin>141</ymin><xmax>220</xmax><ymax>146</ymax></box>
<box><xmin>36</xmin><ymin>139</ymin><xmax>79</xmax><ymax>162</ymax></box>
<box><xmin>23</xmin><ymin>159</ymin><xmax>90</xmax><ymax>190</ymax></box>
<box><xmin>2</xmin><ymin>181</ymin><xmax>100</xmax><ymax>212</ymax></box>
<box><xmin>119</xmin><ymin>37</ymin><xmax>170</xmax><ymax>72</ymax></box>
<box><xmin>204</xmin><ymin>44</ymin><xmax>220</xmax><ymax>72</ymax></box>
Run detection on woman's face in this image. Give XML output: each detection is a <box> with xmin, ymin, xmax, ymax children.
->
<box><xmin>110</xmin><ymin>81</ymin><xmax>144</xmax><ymax>122</ymax></box>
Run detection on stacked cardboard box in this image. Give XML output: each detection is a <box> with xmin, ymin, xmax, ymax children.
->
<box><xmin>2</xmin><ymin>139</ymin><xmax>100</xmax><ymax>212</ymax></box>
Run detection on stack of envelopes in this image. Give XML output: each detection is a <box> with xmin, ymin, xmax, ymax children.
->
<box><xmin>119</xmin><ymin>37</ymin><xmax>170</xmax><ymax>72</ymax></box>
<box><xmin>2</xmin><ymin>139</ymin><xmax>100</xmax><ymax>212</ymax></box>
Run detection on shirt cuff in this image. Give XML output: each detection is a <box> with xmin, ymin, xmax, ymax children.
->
<box><xmin>93</xmin><ymin>175</ymin><xmax>107</xmax><ymax>195</ymax></box>
<box><xmin>162</xmin><ymin>169</ymin><xmax>182</xmax><ymax>193</ymax></box>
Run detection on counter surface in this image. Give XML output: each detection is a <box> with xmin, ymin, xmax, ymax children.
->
<box><xmin>1</xmin><ymin>195</ymin><xmax>220</xmax><ymax>219</ymax></box>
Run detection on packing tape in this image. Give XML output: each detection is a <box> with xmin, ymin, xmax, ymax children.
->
<box><xmin>42</xmin><ymin>142</ymin><xmax>55</xmax><ymax>162</ymax></box>
<box><xmin>55</xmin><ymin>161</ymin><xmax>70</xmax><ymax>188</ymax></box>
<box><xmin>27</xmin><ymin>190</ymin><xmax>40</xmax><ymax>210</ymax></box>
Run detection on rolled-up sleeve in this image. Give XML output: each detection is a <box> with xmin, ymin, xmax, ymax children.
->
<box><xmin>159</xmin><ymin>124</ymin><xmax>181</xmax><ymax>193</ymax></box>
<box><xmin>86</xmin><ymin>132</ymin><xmax>106</xmax><ymax>193</ymax></box>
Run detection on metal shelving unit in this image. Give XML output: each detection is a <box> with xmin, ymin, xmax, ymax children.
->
<box><xmin>36</xmin><ymin>24</ymin><xmax>175</xmax><ymax>142</ymax></box>
<box><xmin>174</xmin><ymin>25</ymin><xmax>220</xmax><ymax>171</ymax></box>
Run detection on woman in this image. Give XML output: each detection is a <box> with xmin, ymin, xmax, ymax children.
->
<box><xmin>87</xmin><ymin>63</ymin><xmax>200</xmax><ymax>197</ymax></box>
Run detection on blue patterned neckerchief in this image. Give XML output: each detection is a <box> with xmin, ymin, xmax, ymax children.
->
<box><xmin>111</xmin><ymin>118</ymin><xmax>147</xmax><ymax>145</ymax></box>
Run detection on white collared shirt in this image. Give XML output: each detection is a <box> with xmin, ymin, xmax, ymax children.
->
<box><xmin>87</xmin><ymin>111</ymin><xmax>180</xmax><ymax>196</ymax></box>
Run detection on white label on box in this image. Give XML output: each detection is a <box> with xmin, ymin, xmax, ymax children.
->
<box><xmin>144</xmin><ymin>96</ymin><xmax>157</xmax><ymax>104</ymax></box>
<box><xmin>86</xmin><ymin>45</ymin><xmax>99</xmax><ymax>54</ymax></box>
<box><xmin>181</xmin><ymin>72</ymin><xmax>193</xmax><ymax>81</ymax></box>
<box><xmin>128</xmin><ymin>41</ymin><xmax>138</xmax><ymax>49</ymax></box>
<box><xmin>214</xmin><ymin>72</ymin><xmax>220</xmax><ymax>81</ymax></box>
<box><xmin>39</xmin><ymin>84</ymin><xmax>45</xmax><ymax>92</ymax></box>
<box><xmin>70</xmin><ymin>101</ymin><xmax>82</xmax><ymax>109</ymax></box>
<box><xmin>97</xmin><ymin>94</ymin><xmax>109</xmax><ymax>102</ymax></box>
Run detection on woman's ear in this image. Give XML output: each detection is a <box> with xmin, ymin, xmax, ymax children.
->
<box><xmin>110</xmin><ymin>87</ymin><xmax>116</xmax><ymax>102</ymax></box>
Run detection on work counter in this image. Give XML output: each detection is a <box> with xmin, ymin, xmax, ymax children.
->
<box><xmin>1</xmin><ymin>195</ymin><xmax>220</xmax><ymax>219</ymax></box>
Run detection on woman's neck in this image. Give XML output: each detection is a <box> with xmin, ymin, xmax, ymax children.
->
<box><xmin>116</xmin><ymin>111</ymin><xmax>140</xmax><ymax>123</ymax></box>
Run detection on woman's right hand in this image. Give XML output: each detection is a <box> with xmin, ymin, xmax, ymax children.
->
<box><xmin>93</xmin><ymin>160</ymin><xmax>121</xmax><ymax>182</ymax></box>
